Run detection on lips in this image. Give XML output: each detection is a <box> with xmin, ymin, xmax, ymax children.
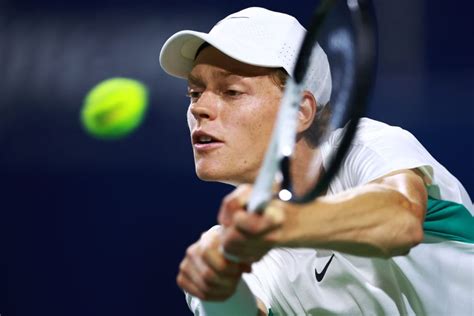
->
<box><xmin>192</xmin><ymin>130</ymin><xmax>224</xmax><ymax>151</ymax></box>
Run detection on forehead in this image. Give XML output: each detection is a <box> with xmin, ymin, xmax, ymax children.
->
<box><xmin>189</xmin><ymin>46</ymin><xmax>275</xmax><ymax>81</ymax></box>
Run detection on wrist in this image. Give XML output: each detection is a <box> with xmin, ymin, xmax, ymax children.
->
<box><xmin>270</xmin><ymin>199</ymin><xmax>325</xmax><ymax>248</ymax></box>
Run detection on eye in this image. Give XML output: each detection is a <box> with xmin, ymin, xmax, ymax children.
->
<box><xmin>225</xmin><ymin>90</ymin><xmax>243</xmax><ymax>97</ymax></box>
<box><xmin>186</xmin><ymin>90</ymin><xmax>202</xmax><ymax>102</ymax></box>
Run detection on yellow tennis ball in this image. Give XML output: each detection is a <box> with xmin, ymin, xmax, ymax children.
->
<box><xmin>81</xmin><ymin>78</ymin><xmax>148</xmax><ymax>140</ymax></box>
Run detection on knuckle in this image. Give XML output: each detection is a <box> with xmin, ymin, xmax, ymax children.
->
<box><xmin>241</xmin><ymin>184</ymin><xmax>253</xmax><ymax>196</ymax></box>
<box><xmin>185</xmin><ymin>245</ymin><xmax>195</xmax><ymax>257</ymax></box>
<box><xmin>186</xmin><ymin>243</ymin><xmax>201</xmax><ymax>257</ymax></box>
<box><xmin>222</xmin><ymin>193</ymin><xmax>235</xmax><ymax>206</ymax></box>
<box><xmin>237</xmin><ymin>183</ymin><xmax>251</xmax><ymax>193</ymax></box>
<box><xmin>176</xmin><ymin>274</ymin><xmax>186</xmax><ymax>289</ymax></box>
<box><xmin>179</xmin><ymin>260</ymin><xmax>187</xmax><ymax>271</ymax></box>
<box><xmin>200</xmin><ymin>229</ymin><xmax>213</xmax><ymax>239</ymax></box>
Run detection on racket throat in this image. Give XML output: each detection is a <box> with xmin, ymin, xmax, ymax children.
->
<box><xmin>279</xmin><ymin>155</ymin><xmax>293</xmax><ymax>197</ymax></box>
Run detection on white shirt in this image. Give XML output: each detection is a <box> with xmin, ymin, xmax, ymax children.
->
<box><xmin>242</xmin><ymin>118</ymin><xmax>473</xmax><ymax>315</ymax></box>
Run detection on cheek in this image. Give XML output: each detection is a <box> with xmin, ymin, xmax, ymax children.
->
<box><xmin>252</xmin><ymin>101</ymin><xmax>280</xmax><ymax>136</ymax></box>
<box><xmin>187</xmin><ymin>109</ymin><xmax>195</xmax><ymax>131</ymax></box>
<box><xmin>237</xmin><ymin>99</ymin><xmax>279</xmax><ymax>149</ymax></box>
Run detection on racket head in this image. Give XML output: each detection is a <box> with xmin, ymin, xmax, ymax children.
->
<box><xmin>250</xmin><ymin>0</ymin><xmax>377</xmax><ymax>209</ymax></box>
<box><xmin>289</xmin><ymin>0</ymin><xmax>378</xmax><ymax>203</ymax></box>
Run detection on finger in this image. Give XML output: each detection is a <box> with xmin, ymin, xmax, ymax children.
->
<box><xmin>176</xmin><ymin>271</ymin><xmax>205</xmax><ymax>299</ymax></box>
<box><xmin>263</xmin><ymin>203</ymin><xmax>286</xmax><ymax>225</ymax></box>
<box><xmin>191</xmin><ymin>246</ymin><xmax>243</xmax><ymax>291</ymax></box>
<box><xmin>181</xmin><ymin>261</ymin><xmax>240</xmax><ymax>301</ymax></box>
<box><xmin>221</xmin><ymin>227</ymin><xmax>269</xmax><ymax>263</ymax></box>
<box><xmin>180</xmin><ymin>256</ymin><xmax>210</xmax><ymax>293</ymax></box>
<box><xmin>178</xmin><ymin>269</ymin><xmax>236</xmax><ymax>301</ymax></box>
<box><xmin>218</xmin><ymin>185</ymin><xmax>252</xmax><ymax>226</ymax></box>
<box><xmin>200</xmin><ymin>227</ymin><xmax>245</xmax><ymax>275</ymax></box>
<box><xmin>202</xmin><ymin>244</ymin><xmax>242</xmax><ymax>277</ymax></box>
<box><xmin>233</xmin><ymin>210</ymin><xmax>282</xmax><ymax>237</ymax></box>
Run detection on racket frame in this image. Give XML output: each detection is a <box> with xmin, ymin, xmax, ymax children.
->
<box><xmin>247</xmin><ymin>0</ymin><xmax>377</xmax><ymax>213</ymax></box>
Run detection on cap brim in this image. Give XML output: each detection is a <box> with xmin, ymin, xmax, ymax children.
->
<box><xmin>159</xmin><ymin>30</ymin><xmax>210</xmax><ymax>79</ymax></box>
<box><xmin>159</xmin><ymin>30</ymin><xmax>283</xmax><ymax>79</ymax></box>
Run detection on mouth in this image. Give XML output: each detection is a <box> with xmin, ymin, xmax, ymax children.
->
<box><xmin>192</xmin><ymin>130</ymin><xmax>224</xmax><ymax>151</ymax></box>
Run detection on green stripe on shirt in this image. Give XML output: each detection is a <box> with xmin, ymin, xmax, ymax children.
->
<box><xmin>423</xmin><ymin>196</ymin><xmax>474</xmax><ymax>243</ymax></box>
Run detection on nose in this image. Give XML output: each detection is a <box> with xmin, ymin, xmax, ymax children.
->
<box><xmin>189</xmin><ymin>92</ymin><xmax>218</xmax><ymax>121</ymax></box>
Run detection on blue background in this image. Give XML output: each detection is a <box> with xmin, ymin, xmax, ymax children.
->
<box><xmin>0</xmin><ymin>0</ymin><xmax>472</xmax><ymax>315</ymax></box>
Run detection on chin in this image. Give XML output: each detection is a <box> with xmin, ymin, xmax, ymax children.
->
<box><xmin>194</xmin><ymin>166</ymin><xmax>234</xmax><ymax>185</ymax></box>
<box><xmin>196</xmin><ymin>172</ymin><xmax>218</xmax><ymax>182</ymax></box>
<box><xmin>195</xmin><ymin>167</ymin><xmax>253</xmax><ymax>186</ymax></box>
<box><xmin>195</xmin><ymin>166</ymin><xmax>223</xmax><ymax>182</ymax></box>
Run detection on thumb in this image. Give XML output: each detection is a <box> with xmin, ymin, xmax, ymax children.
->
<box><xmin>218</xmin><ymin>185</ymin><xmax>252</xmax><ymax>226</ymax></box>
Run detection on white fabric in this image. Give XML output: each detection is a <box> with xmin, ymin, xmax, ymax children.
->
<box><xmin>187</xmin><ymin>279</ymin><xmax>258</xmax><ymax>316</ymax></box>
<box><xmin>240</xmin><ymin>118</ymin><xmax>474</xmax><ymax>315</ymax></box>
<box><xmin>320</xmin><ymin>118</ymin><xmax>473</xmax><ymax>212</ymax></box>
<box><xmin>244</xmin><ymin>240</ymin><xmax>474</xmax><ymax>315</ymax></box>
<box><xmin>159</xmin><ymin>7</ymin><xmax>332</xmax><ymax>106</ymax></box>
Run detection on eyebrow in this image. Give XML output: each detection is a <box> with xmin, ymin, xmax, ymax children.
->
<box><xmin>187</xmin><ymin>74</ymin><xmax>205</xmax><ymax>87</ymax></box>
<box><xmin>188</xmin><ymin>69</ymin><xmax>241</xmax><ymax>87</ymax></box>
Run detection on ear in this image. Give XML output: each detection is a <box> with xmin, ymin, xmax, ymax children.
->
<box><xmin>297</xmin><ymin>91</ymin><xmax>317</xmax><ymax>133</ymax></box>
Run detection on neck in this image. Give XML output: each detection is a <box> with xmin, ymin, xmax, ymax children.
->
<box><xmin>290</xmin><ymin>140</ymin><xmax>324</xmax><ymax>197</ymax></box>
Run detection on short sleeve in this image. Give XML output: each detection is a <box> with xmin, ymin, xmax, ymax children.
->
<box><xmin>347</xmin><ymin>129</ymin><xmax>433</xmax><ymax>185</ymax></box>
<box><xmin>325</xmin><ymin>119</ymin><xmax>436</xmax><ymax>189</ymax></box>
<box><xmin>322</xmin><ymin>119</ymin><xmax>472</xmax><ymax>209</ymax></box>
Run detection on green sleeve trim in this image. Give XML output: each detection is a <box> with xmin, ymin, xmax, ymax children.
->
<box><xmin>423</xmin><ymin>196</ymin><xmax>474</xmax><ymax>243</ymax></box>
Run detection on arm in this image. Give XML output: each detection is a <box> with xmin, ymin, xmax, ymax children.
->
<box><xmin>221</xmin><ymin>169</ymin><xmax>427</xmax><ymax>259</ymax></box>
<box><xmin>280</xmin><ymin>169</ymin><xmax>427</xmax><ymax>257</ymax></box>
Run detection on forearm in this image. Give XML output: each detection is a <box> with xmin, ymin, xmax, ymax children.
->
<box><xmin>281</xmin><ymin>183</ymin><xmax>425</xmax><ymax>257</ymax></box>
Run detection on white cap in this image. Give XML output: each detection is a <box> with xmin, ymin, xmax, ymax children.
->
<box><xmin>159</xmin><ymin>7</ymin><xmax>332</xmax><ymax>106</ymax></box>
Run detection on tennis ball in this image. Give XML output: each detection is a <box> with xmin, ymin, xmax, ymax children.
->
<box><xmin>81</xmin><ymin>77</ymin><xmax>148</xmax><ymax>140</ymax></box>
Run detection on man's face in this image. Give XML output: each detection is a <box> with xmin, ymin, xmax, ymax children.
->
<box><xmin>187</xmin><ymin>46</ymin><xmax>283</xmax><ymax>185</ymax></box>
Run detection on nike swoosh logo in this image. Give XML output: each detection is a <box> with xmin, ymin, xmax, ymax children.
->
<box><xmin>315</xmin><ymin>254</ymin><xmax>335</xmax><ymax>282</ymax></box>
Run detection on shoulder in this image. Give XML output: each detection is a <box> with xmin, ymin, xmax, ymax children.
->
<box><xmin>322</xmin><ymin>118</ymin><xmax>434</xmax><ymax>190</ymax></box>
<box><xmin>327</xmin><ymin>118</ymin><xmax>421</xmax><ymax>151</ymax></box>
<box><xmin>323</xmin><ymin>118</ymin><xmax>473</xmax><ymax>208</ymax></box>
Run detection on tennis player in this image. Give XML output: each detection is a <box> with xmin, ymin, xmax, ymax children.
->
<box><xmin>160</xmin><ymin>7</ymin><xmax>474</xmax><ymax>315</ymax></box>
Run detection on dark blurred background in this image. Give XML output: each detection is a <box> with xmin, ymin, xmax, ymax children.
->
<box><xmin>0</xmin><ymin>0</ymin><xmax>472</xmax><ymax>315</ymax></box>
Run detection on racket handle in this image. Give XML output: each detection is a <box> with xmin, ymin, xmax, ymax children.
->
<box><xmin>199</xmin><ymin>279</ymin><xmax>258</xmax><ymax>316</ymax></box>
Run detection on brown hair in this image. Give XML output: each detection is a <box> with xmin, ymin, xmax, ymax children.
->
<box><xmin>269</xmin><ymin>68</ymin><xmax>331</xmax><ymax>148</ymax></box>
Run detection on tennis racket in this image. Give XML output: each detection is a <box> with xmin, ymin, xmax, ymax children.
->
<box><xmin>202</xmin><ymin>1</ymin><xmax>378</xmax><ymax>313</ymax></box>
<box><xmin>248</xmin><ymin>0</ymin><xmax>377</xmax><ymax>213</ymax></box>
